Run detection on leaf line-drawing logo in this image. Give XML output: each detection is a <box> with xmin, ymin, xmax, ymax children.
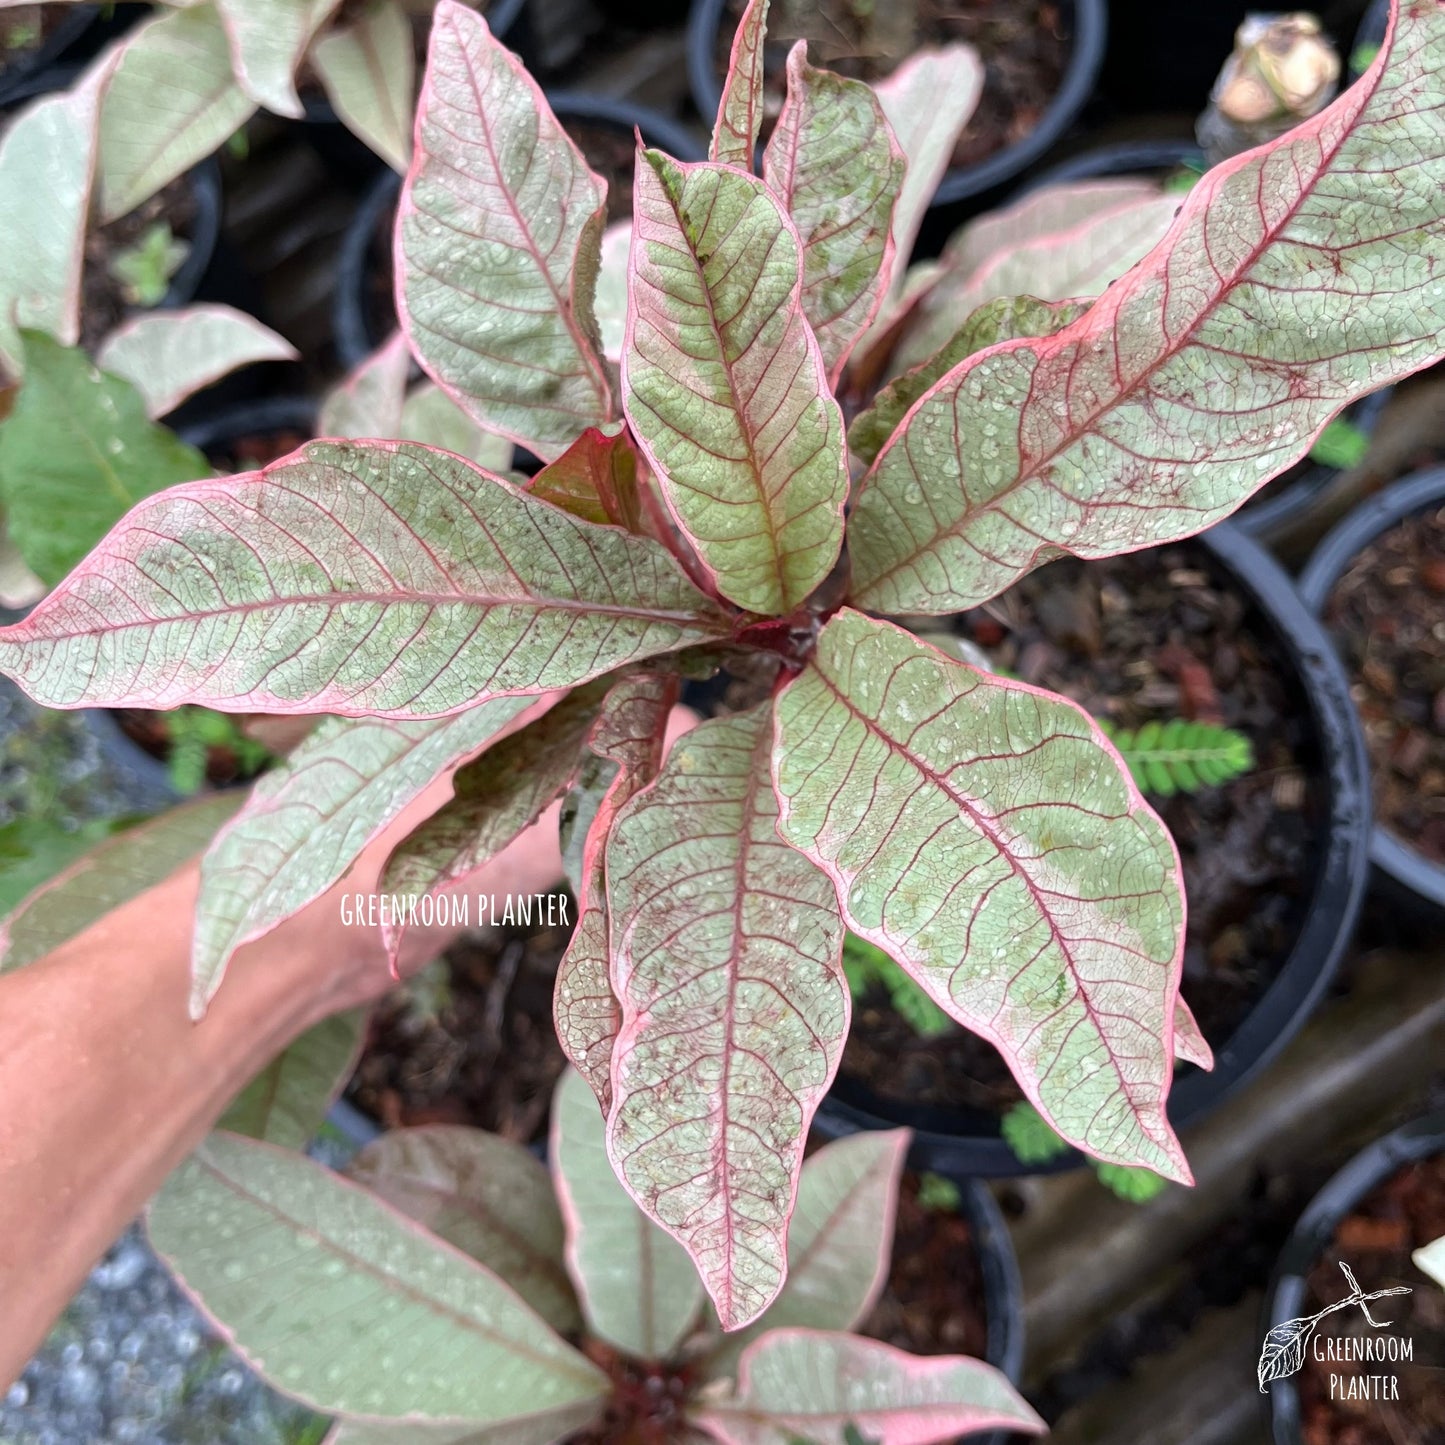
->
<box><xmin>1258</xmin><ymin>1263</ymin><xmax>1412</xmax><ymax>1391</ymax></box>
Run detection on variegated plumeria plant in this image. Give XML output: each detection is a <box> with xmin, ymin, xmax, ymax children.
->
<box><xmin>2</xmin><ymin>0</ymin><xmax>1445</xmax><ymax>1331</ymax></box>
<box><xmin>149</xmin><ymin>1071</ymin><xmax>1044</xmax><ymax>1444</ymax></box>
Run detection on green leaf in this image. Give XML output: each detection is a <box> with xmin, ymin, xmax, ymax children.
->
<box><xmin>914</xmin><ymin>1173</ymin><xmax>961</xmax><ymax>1213</ymax></box>
<box><xmin>215</xmin><ymin>0</ymin><xmax>341</xmax><ymax>120</ymax></box>
<box><xmin>219</xmin><ymin>1010</ymin><xmax>366</xmax><ymax>1150</ymax></box>
<box><xmin>870</xmin><ymin>48</ymin><xmax>984</xmax><ymax>298</ymax></box>
<box><xmin>690</xmin><ymin>1330</ymin><xmax>1044</xmax><ymax>1445</ymax></box>
<box><xmin>998</xmin><ymin>1102</ymin><xmax>1070</xmax><ymax>1168</ymax></box>
<box><xmin>192</xmin><ymin>700</ymin><xmax>535</xmax><ymax>1013</ymax></box>
<box><xmin>772</xmin><ymin>611</ymin><xmax>1189</xmax><ymax>1182</ymax></box>
<box><xmin>95</xmin><ymin>5</ymin><xmax>257</xmax><ymax>221</ymax></box>
<box><xmin>604</xmin><ymin>703</ymin><xmax>848</xmax><ymax>1330</ymax></box>
<box><xmin>397</xmin><ymin>2</ymin><xmax>614</xmax><ymax>459</ymax></box>
<box><xmin>377</xmin><ymin>686</ymin><xmax>607</xmax><ymax>964</ymax></box>
<box><xmin>148</xmin><ymin>1133</ymin><xmax>609</xmax><ymax>1434</ymax></box>
<box><xmin>551</xmin><ymin>1066</ymin><xmax>703</xmax><ymax>1360</ymax></box>
<box><xmin>108</xmin><ymin>221</ymin><xmax>189</xmax><ymax>306</ymax></box>
<box><xmin>312</xmin><ymin>0</ymin><xmax>415</xmax><ymax>173</ymax></box>
<box><xmin>96</xmin><ymin>305</ymin><xmax>298</xmax><ymax>419</ymax></box>
<box><xmin>0</xmin><ymin>440</ymin><xmax>728</xmax><ymax>717</ymax></box>
<box><xmin>0</xmin><ymin>332</ymin><xmax>210</xmax><ymax>586</ymax></box>
<box><xmin>704</xmin><ymin>1130</ymin><xmax>909</xmax><ymax>1380</ymax></box>
<box><xmin>841</xmin><ymin>933</ymin><xmax>952</xmax><ymax>1040</ymax></box>
<box><xmin>553</xmin><ymin>669</ymin><xmax>678</xmax><ymax>1111</ymax></box>
<box><xmin>1099</xmin><ymin>718</ymin><xmax>1253</xmax><ymax>797</ymax></box>
<box><xmin>399</xmin><ymin>383</ymin><xmax>514</xmax><ymax>473</ymax></box>
<box><xmin>0</xmin><ymin>67</ymin><xmax>104</xmax><ymax>376</ymax></box>
<box><xmin>885</xmin><ymin>180</ymin><xmax>1178</xmax><ymax>380</ymax></box>
<box><xmin>848</xmin><ymin>0</ymin><xmax>1445</xmax><ymax>614</ymax></box>
<box><xmin>529</xmin><ymin>425</ymin><xmax>644</xmax><ymax>532</ymax></box>
<box><xmin>1309</xmin><ymin>414</ymin><xmax>1371</xmax><ymax>469</ymax></box>
<box><xmin>0</xmin><ymin>817</ymin><xmax>125</xmax><ymax>917</ymax></box>
<box><xmin>319</xmin><ymin>331</ymin><xmax>412</xmax><ymax>439</ymax></box>
<box><xmin>849</xmin><ymin>295</ymin><xmax>1090</xmax><ymax>466</ymax></box>
<box><xmin>709</xmin><ymin>0</ymin><xmax>768</xmax><ymax>169</ymax></box>
<box><xmin>1095</xmin><ymin>1161</ymin><xmax>1168</xmax><ymax>1203</ymax></box>
<box><xmin>347</xmin><ymin>1124</ymin><xmax>581</xmax><ymax>1336</ymax></box>
<box><xmin>0</xmin><ymin>795</ymin><xmax>241</xmax><ymax>975</ymax></box>
<box><xmin>762</xmin><ymin>44</ymin><xmax>905</xmax><ymax>380</ymax></box>
<box><xmin>623</xmin><ymin>152</ymin><xmax>849</xmax><ymax>614</ymax></box>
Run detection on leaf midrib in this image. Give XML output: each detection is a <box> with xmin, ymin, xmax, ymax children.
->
<box><xmin>856</xmin><ymin>45</ymin><xmax>1389</xmax><ymax>596</ymax></box>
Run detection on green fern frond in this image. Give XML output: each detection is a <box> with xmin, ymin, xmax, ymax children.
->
<box><xmin>842</xmin><ymin>933</ymin><xmax>954</xmax><ymax>1039</ymax></box>
<box><xmin>999</xmin><ymin>1101</ymin><xmax>1071</xmax><ymax>1166</ymax></box>
<box><xmin>1310</xmin><ymin>414</ymin><xmax>1370</xmax><ymax>469</ymax></box>
<box><xmin>1095</xmin><ymin>1162</ymin><xmax>1169</xmax><ymax>1203</ymax></box>
<box><xmin>1098</xmin><ymin>718</ymin><xmax>1253</xmax><ymax>798</ymax></box>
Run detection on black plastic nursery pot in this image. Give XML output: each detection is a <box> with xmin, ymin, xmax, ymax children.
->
<box><xmin>686</xmin><ymin>0</ymin><xmax>1106</xmax><ymax>206</ymax></box>
<box><xmin>0</xmin><ymin>4</ymin><xmax>97</xmax><ymax>109</ymax></box>
<box><xmin>816</xmin><ymin>522</ymin><xmax>1372</xmax><ymax>1178</ymax></box>
<box><xmin>332</xmin><ymin>93</ymin><xmax>706</xmax><ymax>369</ymax></box>
<box><xmin>1297</xmin><ymin>466</ymin><xmax>1445</xmax><ymax>913</ymax></box>
<box><xmin>1262</xmin><ymin>1113</ymin><xmax>1445</xmax><ymax>1445</ymax></box>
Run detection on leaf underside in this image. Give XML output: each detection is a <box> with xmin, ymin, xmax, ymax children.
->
<box><xmin>709</xmin><ymin>0</ymin><xmax>768</xmax><ymax>169</ymax></box>
<box><xmin>312</xmin><ymin>0</ymin><xmax>416</xmax><ymax>173</ymax></box>
<box><xmin>377</xmin><ymin>686</ymin><xmax>606</xmax><ymax>962</ymax></box>
<box><xmin>347</xmin><ymin>1124</ymin><xmax>582</xmax><ymax>1336</ymax></box>
<box><xmin>763</xmin><ymin>44</ymin><xmax>906</xmax><ymax>383</ymax></box>
<box><xmin>192</xmin><ymin>699</ymin><xmax>535</xmax><ymax>1012</ymax></box>
<box><xmin>849</xmin><ymin>0</ymin><xmax>1445</xmax><ymax>613</ymax></box>
<box><xmin>553</xmin><ymin>669</ymin><xmax>679</xmax><ymax>1112</ymax></box>
<box><xmin>148</xmin><ymin>1133</ymin><xmax>607</xmax><ymax>1435</ymax></box>
<box><xmin>623</xmin><ymin>152</ymin><xmax>848</xmax><ymax>614</ymax></box>
<box><xmin>691</xmin><ymin>1329</ymin><xmax>1044</xmax><ymax>1445</ymax></box>
<box><xmin>0</xmin><ymin>440</ymin><xmax>725</xmax><ymax>717</ymax></box>
<box><xmin>704</xmin><ymin>1129</ymin><xmax>909</xmax><ymax>1378</ymax></box>
<box><xmin>397</xmin><ymin>1</ymin><xmax>614</xmax><ymax>459</ymax></box>
<box><xmin>604</xmin><ymin>703</ymin><xmax>848</xmax><ymax>1330</ymax></box>
<box><xmin>772</xmin><ymin>612</ymin><xmax>1189</xmax><ymax>1180</ymax></box>
<box><xmin>551</xmin><ymin>1067</ymin><xmax>704</xmax><ymax>1361</ymax></box>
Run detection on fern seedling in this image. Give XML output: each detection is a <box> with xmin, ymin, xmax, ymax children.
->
<box><xmin>1001</xmin><ymin>1102</ymin><xmax>1168</xmax><ymax>1203</ymax></box>
<box><xmin>843</xmin><ymin>933</ymin><xmax>954</xmax><ymax>1039</ymax></box>
<box><xmin>1099</xmin><ymin>718</ymin><xmax>1254</xmax><ymax>798</ymax></box>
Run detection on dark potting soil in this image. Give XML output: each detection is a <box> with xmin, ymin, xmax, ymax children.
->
<box><xmin>861</xmin><ymin>1171</ymin><xmax>990</xmax><ymax>1360</ymax></box>
<box><xmin>361</xmin><ymin>117</ymin><xmax>640</xmax><ymax>348</ymax></box>
<box><xmin>1296</xmin><ymin>1153</ymin><xmax>1445</xmax><ymax>1445</ymax></box>
<box><xmin>346</xmin><ymin>904</ymin><xmax>573</xmax><ymax>1144</ymax></box>
<box><xmin>79</xmin><ymin>175</ymin><xmax>199</xmax><ymax>352</ymax></box>
<box><xmin>199</xmin><ymin>422</ymin><xmax>311</xmax><ymax>476</ymax></box>
<box><xmin>841</xmin><ymin>542</ymin><xmax>1323</xmax><ymax>1122</ymax></box>
<box><xmin>715</xmin><ymin>0</ymin><xmax>1068</xmax><ymax>170</ymax></box>
<box><xmin>0</xmin><ymin>5</ymin><xmax>65</xmax><ymax>79</ymax></box>
<box><xmin>1323</xmin><ymin>502</ymin><xmax>1445</xmax><ymax>866</ymax></box>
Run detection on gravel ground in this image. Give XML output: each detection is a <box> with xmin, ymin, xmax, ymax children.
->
<box><xmin>0</xmin><ymin>1226</ymin><xmax>326</xmax><ymax>1445</ymax></box>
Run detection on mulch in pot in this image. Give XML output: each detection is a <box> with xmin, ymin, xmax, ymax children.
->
<box><xmin>1295</xmin><ymin>1152</ymin><xmax>1445</xmax><ymax>1445</ymax></box>
<box><xmin>842</xmin><ymin>541</ymin><xmax>1324</xmax><ymax>1124</ymax></box>
<box><xmin>861</xmin><ymin>1170</ymin><xmax>990</xmax><ymax>1360</ymax></box>
<box><xmin>1322</xmin><ymin>500</ymin><xmax>1445</xmax><ymax>866</ymax></box>
<box><xmin>714</xmin><ymin>0</ymin><xmax>1068</xmax><ymax>170</ymax></box>
<box><xmin>79</xmin><ymin>174</ymin><xmax>200</xmax><ymax>351</ymax></box>
<box><xmin>346</xmin><ymin>898</ymin><xmax>574</xmax><ymax>1145</ymax></box>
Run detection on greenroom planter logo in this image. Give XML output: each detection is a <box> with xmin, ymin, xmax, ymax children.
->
<box><xmin>1258</xmin><ymin>1262</ymin><xmax>1412</xmax><ymax>1400</ymax></box>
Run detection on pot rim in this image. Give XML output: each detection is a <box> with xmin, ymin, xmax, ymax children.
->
<box><xmin>818</xmin><ymin>520</ymin><xmax>1372</xmax><ymax>1177</ymax></box>
<box><xmin>685</xmin><ymin>0</ymin><xmax>1107</xmax><ymax>206</ymax></box>
<box><xmin>1261</xmin><ymin>1111</ymin><xmax>1445</xmax><ymax>1444</ymax></box>
<box><xmin>1296</xmin><ymin>465</ymin><xmax>1445</xmax><ymax>910</ymax></box>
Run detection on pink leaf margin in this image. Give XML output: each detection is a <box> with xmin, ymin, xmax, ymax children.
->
<box><xmin>771</xmin><ymin>623</ymin><xmax>1193</xmax><ymax>1185</ymax></box>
